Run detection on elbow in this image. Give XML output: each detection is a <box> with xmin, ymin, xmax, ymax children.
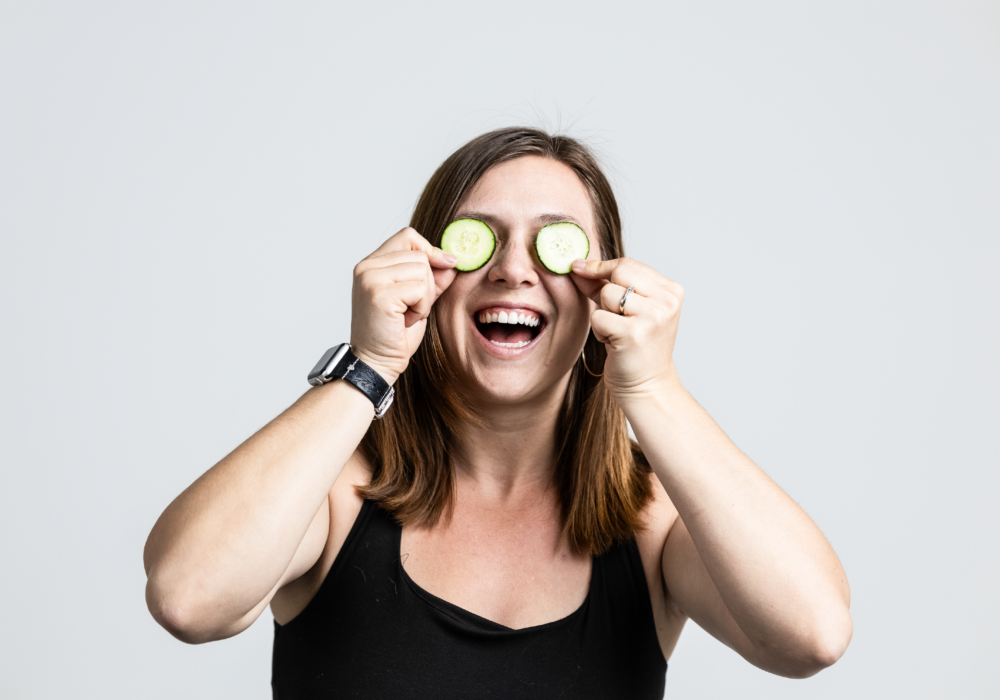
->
<box><xmin>811</xmin><ymin>610</ymin><xmax>853</xmax><ymax>671</ymax></box>
<box><xmin>776</xmin><ymin>608</ymin><xmax>854</xmax><ymax>678</ymax></box>
<box><xmin>145</xmin><ymin>579</ymin><xmax>222</xmax><ymax>645</ymax></box>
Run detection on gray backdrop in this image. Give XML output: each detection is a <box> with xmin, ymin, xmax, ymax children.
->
<box><xmin>2</xmin><ymin>1</ymin><xmax>997</xmax><ymax>698</ymax></box>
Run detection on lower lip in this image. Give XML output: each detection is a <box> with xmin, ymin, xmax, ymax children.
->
<box><xmin>470</xmin><ymin>316</ymin><xmax>545</xmax><ymax>358</ymax></box>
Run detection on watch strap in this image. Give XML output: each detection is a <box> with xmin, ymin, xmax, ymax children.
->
<box><xmin>335</xmin><ymin>350</ymin><xmax>395</xmax><ymax>418</ymax></box>
<box><xmin>308</xmin><ymin>344</ymin><xmax>394</xmax><ymax>419</ymax></box>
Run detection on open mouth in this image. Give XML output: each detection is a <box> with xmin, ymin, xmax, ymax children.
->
<box><xmin>473</xmin><ymin>307</ymin><xmax>545</xmax><ymax>349</ymax></box>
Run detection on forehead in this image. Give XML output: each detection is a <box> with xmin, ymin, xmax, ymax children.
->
<box><xmin>457</xmin><ymin>156</ymin><xmax>595</xmax><ymax>232</ymax></box>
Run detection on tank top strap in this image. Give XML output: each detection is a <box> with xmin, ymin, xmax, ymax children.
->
<box><xmin>583</xmin><ymin>537</ymin><xmax>668</xmax><ymax>678</ymax></box>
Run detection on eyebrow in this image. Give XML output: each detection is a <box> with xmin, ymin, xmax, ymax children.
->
<box><xmin>452</xmin><ymin>211</ymin><xmax>585</xmax><ymax>230</ymax></box>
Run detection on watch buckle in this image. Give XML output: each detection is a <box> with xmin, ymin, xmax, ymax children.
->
<box><xmin>373</xmin><ymin>387</ymin><xmax>395</xmax><ymax>420</ymax></box>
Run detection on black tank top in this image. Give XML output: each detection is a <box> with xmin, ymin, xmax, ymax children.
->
<box><xmin>272</xmin><ymin>500</ymin><xmax>667</xmax><ymax>698</ymax></box>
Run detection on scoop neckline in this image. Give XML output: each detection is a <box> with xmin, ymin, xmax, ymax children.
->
<box><xmin>396</xmin><ymin>523</ymin><xmax>596</xmax><ymax>634</ymax></box>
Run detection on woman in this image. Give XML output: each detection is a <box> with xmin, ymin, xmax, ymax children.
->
<box><xmin>144</xmin><ymin>128</ymin><xmax>852</xmax><ymax>697</ymax></box>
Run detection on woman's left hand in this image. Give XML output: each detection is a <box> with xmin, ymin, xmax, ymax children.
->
<box><xmin>570</xmin><ymin>257</ymin><xmax>684</xmax><ymax>403</ymax></box>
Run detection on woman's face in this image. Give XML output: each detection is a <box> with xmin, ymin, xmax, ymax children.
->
<box><xmin>435</xmin><ymin>155</ymin><xmax>601</xmax><ymax>406</ymax></box>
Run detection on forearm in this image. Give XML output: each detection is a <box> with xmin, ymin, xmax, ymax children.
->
<box><xmin>143</xmin><ymin>380</ymin><xmax>373</xmax><ymax>636</ymax></box>
<box><xmin>624</xmin><ymin>381</ymin><xmax>851</xmax><ymax>653</ymax></box>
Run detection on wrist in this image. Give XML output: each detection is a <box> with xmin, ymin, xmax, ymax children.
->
<box><xmin>615</xmin><ymin>370</ymin><xmax>687</xmax><ymax>414</ymax></box>
<box><xmin>349</xmin><ymin>349</ymin><xmax>401</xmax><ymax>386</ymax></box>
<box><xmin>307</xmin><ymin>344</ymin><xmax>397</xmax><ymax>419</ymax></box>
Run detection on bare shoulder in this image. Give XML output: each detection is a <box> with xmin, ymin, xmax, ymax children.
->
<box><xmin>270</xmin><ymin>450</ymin><xmax>372</xmax><ymax>625</ymax></box>
<box><xmin>634</xmin><ymin>471</ymin><xmax>688</xmax><ymax>660</ymax></box>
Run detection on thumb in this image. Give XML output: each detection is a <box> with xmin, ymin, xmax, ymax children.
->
<box><xmin>570</xmin><ymin>269</ymin><xmax>606</xmax><ymax>305</ymax></box>
<box><xmin>432</xmin><ymin>267</ymin><xmax>459</xmax><ymax>303</ymax></box>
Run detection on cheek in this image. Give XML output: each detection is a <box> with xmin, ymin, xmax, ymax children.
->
<box><xmin>552</xmin><ymin>284</ymin><xmax>596</xmax><ymax>339</ymax></box>
<box><xmin>433</xmin><ymin>277</ymin><xmax>476</xmax><ymax>351</ymax></box>
<box><xmin>434</xmin><ymin>301</ymin><xmax>462</xmax><ymax>349</ymax></box>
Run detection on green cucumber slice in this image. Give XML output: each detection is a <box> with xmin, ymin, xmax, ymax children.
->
<box><xmin>535</xmin><ymin>222</ymin><xmax>590</xmax><ymax>274</ymax></box>
<box><xmin>440</xmin><ymin>218</ymin><xmax>496</xmax><ymax>271</ymax></box>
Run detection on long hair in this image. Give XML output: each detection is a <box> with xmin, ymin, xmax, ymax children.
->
<box><xmin>359</xmin><ymin>127</ymin><xmax>653</xmax><ymax>554</ymax></box>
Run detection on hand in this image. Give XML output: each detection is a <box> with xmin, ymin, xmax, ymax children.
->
<box><xmin>350</xmin><ymin>227</ymin><xmax>458</xmax><ymax>384</ymax></box>
<box><xmin>570</xmin><ymin>257</ymin><xmax>684</xmax><ymax>403</ymax></box>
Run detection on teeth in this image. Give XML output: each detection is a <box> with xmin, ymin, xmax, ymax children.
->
<box><xmin>489</xmin><ymin>340</ymin><xmax>530</xmax><ymax>348</ymax></box>
<box><xmin>476</xmin><ymin>310</ymin><xmax>541</xmax><ymax>327</ymax></box>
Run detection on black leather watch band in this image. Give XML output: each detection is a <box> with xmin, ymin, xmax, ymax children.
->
<box><xmin>307</xmin><ymin>344</ymin><xmax>395</xmax><ymax>419</ymax></box>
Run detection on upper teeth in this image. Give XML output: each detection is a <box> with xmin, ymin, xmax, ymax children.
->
<box><xmin>478</xmin><ymin>310</ymin><xmax>540</xmax><ymax>326</ymax></box>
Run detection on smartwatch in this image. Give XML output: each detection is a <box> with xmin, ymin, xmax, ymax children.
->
<box><xmin>307</xmin><ymin>344</ymin><xmax>395</xmax><ymax>419</ymax></box>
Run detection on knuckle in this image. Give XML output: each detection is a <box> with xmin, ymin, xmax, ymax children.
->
<box><xmin>404</xmin><ymin>227</ymin><xmax>428</xmax><ymax>245</ymax></box>
<box><xmin>632</xmin><ymin>323</ymin><xmax>649</xmax><ymax>345</ymax></box>
<box><xmin>359</xmin><ymin>273</ymin><xmax>379</xmax><ymax>294</ymax></box>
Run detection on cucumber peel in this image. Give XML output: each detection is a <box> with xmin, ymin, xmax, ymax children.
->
<box><xmin>535</xmin><ymin>222</ymin><xmax>590</xmax><ymax>274</ymax></box>
<box><xmin>441</xmin><ymin>218</ymin><xmax>496</xmax><ymax>271</ymax></box>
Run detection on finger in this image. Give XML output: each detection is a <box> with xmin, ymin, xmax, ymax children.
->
<box><xmin>389</xmin><ymin>263</ymin><xmax>437</xmax><ymax>321</ymax></box>
<box><xmin>369</xmin><ymin>227</ymin><xmax>432</xmax><ymax>256</ymax></box>
<box><xmin>364</xmin><ymin>257</ymin><xmax>457</xmax><ymax>309</ymax></box>
<box><xmin>364</xmin><ymin>261</ymin><xmax>434</xmax><ymax>286</ymax></box>
<box><xmin>432</xmin><ymin>266</ymin><xmax>458</xmax><ymax>303</ymax></box>
<box><xmin>572</xmin><ymin>257</ymin><xmax>672</xmax><ymax>297</ymax></box>
<box><xmin>356</xmin><ymin>249</ymin><xmax>432</xmax><ymax>275</ymax></box>
<box><xmin>599</xmin><ymin>282</ymin><xmax>650</xmax><ymax>317</ymax></box>
<box><xmin>571</xmin><ymin>257</ymin><xmax>624</xmax><ymax>281</ymax></box>
<box><xmin>386</xmin><ymin>279</ymin><xmax>433</xmax><ymax>323</ymax></box>
<box><xmin>429</xmin><ymin>247</ymin><xmax>459</xmax><ymax>269</ymax></box>
<box><xmin>369</xmin><ymin>227</ymin><xmax>458</xmax><ymax>269</ymax></box>
<box><xmin>589</xmin><ymin>308</ymin><xmax>630</xmax><ymax>345</ymax></box>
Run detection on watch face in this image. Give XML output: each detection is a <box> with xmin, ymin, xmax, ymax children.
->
<box><xmin>308</xmin><ymin>344</ymin><xmax>350</xmax><ymax>384</ymax></box>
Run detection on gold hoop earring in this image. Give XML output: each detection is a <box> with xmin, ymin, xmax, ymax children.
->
<box><xmin>581</xmin><ymin>348</ymin><xmax>604</xmax><ymax>378</ymax></box>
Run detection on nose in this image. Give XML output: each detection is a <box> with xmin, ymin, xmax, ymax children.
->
<box><xmin>487</xmin><ymin>234</ymin><xmax>540</xmax><ymax>289</ymax></box>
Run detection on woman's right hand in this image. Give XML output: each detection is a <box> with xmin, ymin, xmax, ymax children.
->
<box><xmin>350</xmin><ymin>227</ymin><xmax>458</xmax><ymax>384</ymax></box>
<box><xmin>144</xmin><ymin>228</ymin><xmax>455</xmax><ymax>644</ymax></box>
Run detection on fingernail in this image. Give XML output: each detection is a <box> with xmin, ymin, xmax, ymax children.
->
<box><xmin>572</xmin><ymin>259</ymin><xmax>586</xmax><ymax>272</ymax></box>
<box><xmin>443</xmin><ymin>252</ymin><xmax>457</xmax><ymax>264</ymax></box>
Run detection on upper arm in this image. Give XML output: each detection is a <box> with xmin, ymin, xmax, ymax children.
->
<box><xmin>265</xmin><ymin>449</ymin><xmax>371</xmax><ymax>627</ymax></box>
<box><xmin>661</xmin><ymin>517</ymin><xmax>762</xmax><ymax>664</ymax></box>
<box><xmin>216</xmin><ymin>492</ymin><xmax>331</xmax><ymax>639</ymax></box>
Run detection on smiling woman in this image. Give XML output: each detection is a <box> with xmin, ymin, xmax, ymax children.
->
<box><xmin>143</xmin><ymin>127</ymin><xmax>853</xmax><ymax>699</ymax></box>
<box><xmin>360</xmin><ymin>134</ymin><xmax>651</xmax><ymax>556</ymax></box>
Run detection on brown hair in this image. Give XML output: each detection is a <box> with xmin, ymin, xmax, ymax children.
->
<box><xmin>359</xmin><ymin>127</ymin><xmax>652</xmax><ymax>554</ymax></box>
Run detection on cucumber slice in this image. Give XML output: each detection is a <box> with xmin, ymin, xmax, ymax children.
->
<box><xmin>535</xmin><ymin>222</ymin><xmax>590</xmax><ymax>274</ymax></box>
<box><xmin>440</xmin><ymin>218</ymin><xmax>496</xmax><ymax>271</ymax></box>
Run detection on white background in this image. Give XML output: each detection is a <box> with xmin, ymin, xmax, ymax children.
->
<box><xmin>1</xmin><ymin>2</ymin><xmax>997</xmax><ymax>697</ymax></box>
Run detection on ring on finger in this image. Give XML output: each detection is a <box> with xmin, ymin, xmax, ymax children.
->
<box><xmin>619</xmin><ymin>285</ymin><xmax>635</xmax><ymax>315</ymax></box>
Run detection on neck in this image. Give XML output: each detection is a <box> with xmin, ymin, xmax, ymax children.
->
<box><xmin>451</xmin><ymin>378</ymin><xmax>570</xmax><ymax>504</ymax></box>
